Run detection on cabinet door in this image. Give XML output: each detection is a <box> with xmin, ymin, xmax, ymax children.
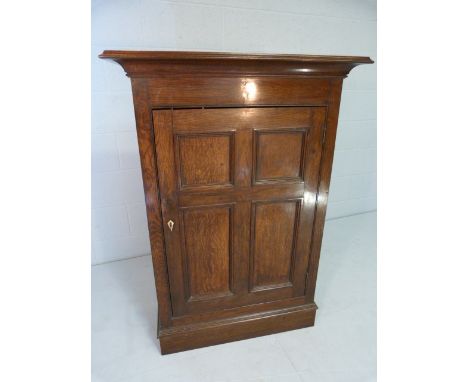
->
<box><xmin>153</xmin><ymin>107</ymin><xmax>326</xmax><ymax>316</ymax></box>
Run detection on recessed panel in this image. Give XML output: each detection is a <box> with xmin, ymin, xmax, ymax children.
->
<box><xmin>183</xmin><ymin>206</ymin><xmax>232</xmax><ymax>300</ymax></box>
<box><xmin>251</xmin><ymin>201</ymin><xmax>299</xmax><ymax>290</ymax></box>
<box><xmin>255</xmin><ymin>131</ymin><xmax>305</xmax><ymax>182</ymax></box>
<box><xmin>178</xmin><ymin>134</ymin><xmax>233</xmax><ymax>188</ymax></box>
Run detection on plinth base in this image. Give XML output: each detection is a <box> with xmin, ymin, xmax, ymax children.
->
<box><xmin>158</xmin><ymin>303</ymin><xmax>317</xmax><ymax>354</ymax></box>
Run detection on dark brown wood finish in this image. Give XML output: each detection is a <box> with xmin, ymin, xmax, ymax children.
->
<box><xmin>100</xmin><ymin>50</ymin><xmax>373</xmax><ymax>354</ymax></box>
<box><xmin>153</xmin><ymin>107</ymin><xmax>326</xmax><ymax>317</ymax></box>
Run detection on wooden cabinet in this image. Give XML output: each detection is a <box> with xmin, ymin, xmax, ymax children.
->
<box><xmin>99</xmin><ymin>51</ymin><xmax>373</xmax><ymax>354</ymax></box>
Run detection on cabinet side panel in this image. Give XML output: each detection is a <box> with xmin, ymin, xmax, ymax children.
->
<box><xmin>130</xmin><ymin>78</ymin><xmax>172</xmax><ymax>328</ymax></box>
<box><xmin>306</xmin><ymin>79</ymin><xmax>343</xmax><ymax>299</ymax></box>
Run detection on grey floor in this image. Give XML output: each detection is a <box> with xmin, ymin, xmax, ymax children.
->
<box><xmin>92</xmin><ymin>212</ymin><xmax>376</xmax><ymax>382</ymax></box>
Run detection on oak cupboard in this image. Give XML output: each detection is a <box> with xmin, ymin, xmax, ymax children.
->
<box><xmin>99</xmin><ymin>51</ymin><xmax>373</xmax><ymax>354</ymax></box>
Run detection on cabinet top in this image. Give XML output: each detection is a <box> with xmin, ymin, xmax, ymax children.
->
<box><xmin>99</xmin><ymin>50</ymin><xmax>372</xmax><ymax>63</ymax></box>
<box><xmin>99</xmin><ymin>50</ymin><xmax>373</xmax><ymax>78</ymax></box>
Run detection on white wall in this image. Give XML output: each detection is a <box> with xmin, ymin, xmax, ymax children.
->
<box><xmin>91</xmin><ymin>0</ymin><xmax>376</xmax><ymax>264</ymax></box>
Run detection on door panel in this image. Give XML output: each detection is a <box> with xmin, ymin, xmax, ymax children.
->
<box><xmin>250</xmin><ymin>200</ymin><xmax>300</xmax><ymax>291</ymax></box>
<box><xmin>153</xmin><ymin>107</ymin><xmax>326</xmax><ymax>317</ymax></box>
<box><xmin>176</xmin><ymin>133</ymin><xmax>234</xmax><ymax>189</ymax></box>
<box><xmin>181</xmin><ymin>205</ymin><xmax>233</xmax><ymax>301</ymax></box>
<box><xmin>255</xmin><ymin>130</ymin><xmax>305</xmax><ymax>182</ymax></box>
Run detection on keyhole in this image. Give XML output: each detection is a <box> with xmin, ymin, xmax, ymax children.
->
<box><xmin>167</xmin><ymin>220</ymin><xmax>174</xmax><ymax>231</ymax></box>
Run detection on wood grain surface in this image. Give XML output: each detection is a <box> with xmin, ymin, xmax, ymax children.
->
<box><xmin>100</xmin><ymin>51</ymin><xmax>373</xmax><ymax>353</ymax></box>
